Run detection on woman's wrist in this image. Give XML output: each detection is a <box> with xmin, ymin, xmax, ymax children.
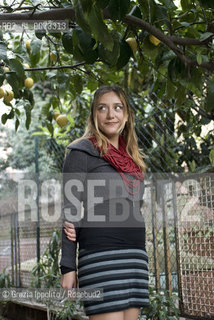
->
<box><xmin>60</xmin><ymin>265</ymin><xmax>76</xmax><ymax>275</ymax></box>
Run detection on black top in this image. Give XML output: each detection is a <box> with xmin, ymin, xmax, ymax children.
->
<box><xmin>60</xmin><ymin>139</ymin><xmax>146</xmax><ymax>274</ymax></box>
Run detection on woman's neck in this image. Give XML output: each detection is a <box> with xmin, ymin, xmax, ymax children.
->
<box><xmin>108</xmin><ymin>136</ymin><xmax>119</xmax><ymax>149</ymax></box>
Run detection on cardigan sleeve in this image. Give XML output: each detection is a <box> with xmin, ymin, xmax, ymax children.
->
<box><xmin>60</xmin><ymin>149</ymin><xmax>87</xmax><ymax>271</ymax></box>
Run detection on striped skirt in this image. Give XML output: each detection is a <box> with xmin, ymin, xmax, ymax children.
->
<box><xmin>78</xmin><ymin>248</ymin><xmax>149</xmax><ymax>316</ymax></box>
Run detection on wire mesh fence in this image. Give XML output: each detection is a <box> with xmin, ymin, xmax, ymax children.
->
<box><xmin>175</xmin><ymin>174</ymin><xmax>214</xmax><ymax>319</ymax></box>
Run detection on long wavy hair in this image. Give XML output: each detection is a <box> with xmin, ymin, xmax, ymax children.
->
<box><xmin>68</xmin><ymin>85</ymin><xmax>146</xmax><ymax>173</ymax></box>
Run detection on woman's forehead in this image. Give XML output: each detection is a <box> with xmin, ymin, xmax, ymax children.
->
<box><xmin>96</xmin><ymin>91</ymin><xmax>123</xmax><ymax>104</ymax></box>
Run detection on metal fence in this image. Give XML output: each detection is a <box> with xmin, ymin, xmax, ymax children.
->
<box><xmin>142</xmin><ymin>173</ymin><xmax>214</xmax><ymax>320</ymax></box>
<box><xmin>175</xmin><ymin>174</ymin><xmax>214</xmax><ymax>319</ymax></box>
<box><xmin>0</xmin><ymin>137</ymin><xmax>214</xmax><ymax>319</ymax></box>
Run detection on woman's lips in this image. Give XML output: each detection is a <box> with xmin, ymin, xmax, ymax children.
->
<box><xmin>105</xmin><ymin>122</ymin><xmax>119</xmax><ymax>125</ymax></box>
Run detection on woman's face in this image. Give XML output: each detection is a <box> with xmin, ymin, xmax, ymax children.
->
<box><xmin>94</xmin><ymin>91</ymin><xmax>127</xmax><ymax>141</ymax></box>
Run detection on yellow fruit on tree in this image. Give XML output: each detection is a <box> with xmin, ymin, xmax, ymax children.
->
<box><xmin>0</xmin><ymin>87</ymin><xmax>5</xmax><ymax>98</ymax></box>
<box><xmin>50</xmin><ymin>52</ymin><xmax>57</xmax><ymax>62</ymax></box>
<box><xmin>24</xmin><ymin>77</ymin><xmax>34</xmax><ymax>89</ymax></box>
<box><xmin>56</xmin><ymin>114</ymin><xmax>68</xmax><ymax>127</ymax></box>
<box><xmin>24</xmin><ymin>63</ymin><xmax>30</xmax><ymax>69</ymax></box>
<box><xmin>3</xmin><ymin>67</ymin><xmax>10</xmax><ymax>73</ymax></box>
<box><xmin>26</xmin><ymin>40</ymin><xmax>31</xmax><ymax>50</ymax></box>
<box><xmin>125</xmin><ymin>37</ymin><xmax>138</xmax><ymax>54</ymax></box>
<box><xmin>4</xmin><ymin>90</ymin><xmax>14</xmax><ymax>103</ymax></box>
<box><xmin>53</xmin><ymin>112</ymin><xmax>61</xmax><ymax>120</ymax></box>
<box><xmin>149</xmin><ymin>35</ymin><xmax>161</xmax><ymax>46</ymax></box>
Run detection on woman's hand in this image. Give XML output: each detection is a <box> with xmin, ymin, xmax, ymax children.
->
<box><xmin>64</xmin><ymin>221</ymin><xmax>76</xmax><ymax>241</ymax></box>
<box><xmin>60</xmin><ymin>271</ymin><xmax>77</xmax><ymax>289</ymax></box>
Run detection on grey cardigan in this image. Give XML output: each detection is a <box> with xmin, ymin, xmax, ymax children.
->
<box><xmin>60</xmin><ymin>139</ymin><xmax>146</xmax><ymax>272</ymax></box>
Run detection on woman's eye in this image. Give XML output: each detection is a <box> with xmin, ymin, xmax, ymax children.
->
<box><xmin>115</xmin><ymin>105</ymin><xmax>123</xmax><ymax>110</ymax></box>
<box><xmin>97</xmin><ymin>105</ymin><xmax>106</xmax><ymax>111</ymax></box>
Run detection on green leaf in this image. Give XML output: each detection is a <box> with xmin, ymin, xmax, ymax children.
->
<box><xmin>129</xmin><ymin>5</ymin><xmax>142</xmax><ymax>19</ymax></box>
<box><xmin>154</xmin><ymin>4</ymin><xmax>169</xmax><ymax>27</ymax></box>
<box><xmin>41</xmin><ymin>103</ymin><xmax>52</xmax><ymax>117</ymax></box>
<box><xmin>0</xmin><ymin>41</ymin><xmax>7</xmax><ymax>60</ymax></box>
<box><xmin>75</xmin><ymin>28</ymin><xmax>98</xmax><ymax>63</ymax></box>
<box><xmin>30</xmin><ymin>39</ymin><xmax>41</xmax><ymax>67</ymax></box>
<box><xmin>87</xmin><ymin>79</ymin><xmax>98</xmax><ymax>91</ymax></box>
<box><xmin>0</xmin><ymin>73</ymin><xmax>4</xmax><ymax>86</ymax></box>
<box><xmin>209</xmin><ymin>149</ymin><xmax>214</xmax><ymax>166</ymax></box>
<box><xmin>190</xmin><ymin>68</ymin><xmax>202</xmax><ymax>92</ymax></box>
<box><xmin>180</xmin><ymin>22</ymin><xmax>190</xmax><ymax>27</ymax></box>
<box><xmin>15</xmin><ymin>118</ymin><xmax>20</xmax><ymax>131</ymax></box>
<box><xmin>200</xmin><ymin>0</ymin><xmax>214</xmax><ymax>9</ymax></box>
<box><xmin>98</xmin><ymin>31</ymin><xmax>120</xmax><ymax>66</ymax></box>
<box><xmin>62</xmin><ymin>30</ymin><xmax>73</xmax><ymax>53</ymax></box>
<box><xmin>35</xmin><ymin>31</ymin><xmax>46</xmax><ymax>39</ymax></box>
<box><xmin>73</xmin><ymin>74</ymin><xmax>83</xmax><ymax>94</ymax></box>
<box><xmin>25</xmin><ymin>104</ymin><xmax>32</xmax><ymax>130</ymax></box>
<box><xmin>160</xmin><ymin>134</ymin><xmax>164</xmax><ymax>146</ymax></box>
<box><xmin>72</xmin><ymin>29</ymin><xmax>85</xmax><ymax>61</ymax></box>
<box><xmin>166</xmin><ymin>79</ymin><xmax>176</xmax><ymax>99</ymax></box>
<box><xmin>116</xmin><ymin>40</ymin><xmax>132</xmax><ymax>69</ymax></box>
<box><xmin>74</xmin><ymin>0</ymin><xmax>91</xmax><ymax>34</ymax></box>
<box><xmin>46</xmin><ymin>122</ymin><xmax>54</xmax><ymax>135</ymax></box>
<box><xmin>142</xmin><ymin>35</ymin><xmax>160</xmax><ymax>61</ymax></box>
<box><xmin>7</xmin><ymin>109</ymin><xmax>15</xmax><ymax>119</ymax></box>
<box><xmin>196</xmin><ymin>52</ymin><xmax>202</xmax><ymax>65</ymax></box>
<box><xmin>200</xmin><ymin>32</ymin><xmax>213</xmax><ymax>41</ymax></box>
<box><xmin>168</xmin><ymin>57</ymin><xmax>188</xmax><ymax>84</ymax></box>
<box><xmin>205</xmin><ymin>78</ymin><xmax>214</xmax><ymax>112</ymax></box>
<box><xmin>108</xmin><ymin>0</ymin><xmax>130</xmax><ymax>21</ymax></box>
<box><xmin>181</xmin><ymin>0</ymin><xmax>192</xmax><ymax>10</ymax></box>
<box><xmin>80</xmin><ymin>0</ymin><xmax>93</xmax><ymax>12</ymax></box>
<box><xmin>3</xmin><ymin>98</ymin><xmax>12</xmax><ymax>107</ymax></box>
<box><xmin>138</xmin><ymin>0</ymin><xmax>156</xmax><ymax>23</ymax></box>
<box><xmin>9</xmin><ymin>58</ymin><xmax>25</xmax><ymax>82</ymax></box>
<box><xmin>30</xmin><ymin>39</ymin><xmax>41</xmax><ymax>56</ymax></box>
<box><xmin>87</xmin><ymin>4</ymin><xmax>114</xmax><ymax>51</ymax></box>
<box><xmin>175</xmin><ymin>85</ymin><xmax>186</xmax><ymax>106</ymax></box>
<box><xmin>97</xmin><ymin>0</ymin><xmax>110</xmax><ymax>9</ymax></box>
<box><xmin>158</xmin><ymin>0</ymin><xmax>176</xmax><ymax>9</ymax></box>
<box><xmin>5</xmin><ymin>73</ymin><xmax>21</xmax><ymax>95</ymax></box>
<box><xmin>15</xmin><ymin>108</ymin><xmax>21</xmax><ymax>116</ymax></box>
<box><xmin>138</xmin><ymin>58</ymin><xmax>149</xmax><ymax>76</ymax></box>
<box><xmin>23</xmin><ymin>88</ymin><xmax>34</xmax><ymax>105</ymax></box>
<box><xmin>51</xmin><ymin>96</ymin><xmax>60</xmax><ymax>109</ymax></box>
<box><xmin>189</xmin><ymin>159</ymin><xmax>196</xmax><ymax>172</ymax></box>
<box><xmin>1</xmin><ymin>113</ymin><xmax>8</xmax><ymax>125</ymax></box>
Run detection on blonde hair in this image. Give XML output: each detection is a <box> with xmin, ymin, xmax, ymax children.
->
<box><xmin>68</xmin><ymin>85</ymin><xmax>146</xmax><ymax>173</ymax></box>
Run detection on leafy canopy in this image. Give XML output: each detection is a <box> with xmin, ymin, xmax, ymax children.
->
<box><xmin>0</xmin><ymin>0</ymin><xmax>213</xmax><ymax>173</ymax></box>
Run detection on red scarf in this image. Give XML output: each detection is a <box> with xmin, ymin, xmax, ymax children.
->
<box><xmin>89</xmin><ymin>136</ymin><xmax>144</xmax><ymax>195</ymax></box>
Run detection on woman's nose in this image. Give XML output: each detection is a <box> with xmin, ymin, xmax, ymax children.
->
<box><xmin>107</xmin><ymin>107</ymin><xmax>114</xmax><ymax>118</ymax></box>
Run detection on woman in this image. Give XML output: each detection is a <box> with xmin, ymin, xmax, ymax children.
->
<box><xmin>60</xmin><ymin>85</ymin><xmax>149</xmax><ymax>320</ymax></box>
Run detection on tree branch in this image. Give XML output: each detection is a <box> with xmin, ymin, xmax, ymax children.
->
<box><xmin>0</xmin><ymin>7</ymin><xmax>76</xmax><ymax>20</ymax></box>
<box><xmin>0</xmin><ymin>7</ymin><xmax>213</xmax><ymax>71</ymax></box>
<box><xmin>122</xmin><ymin>14</ymin><xmax>214</xmax><ymax>71</ymax></box>
<box><xmin>169</xmin><ymin>35</ymin><xmax>211</xmax><ymax>46</ymax></box>
<box><xmin>24</xmin><ymin>62</ymin><xmax>86</xmax><ymax>71</ymax></box>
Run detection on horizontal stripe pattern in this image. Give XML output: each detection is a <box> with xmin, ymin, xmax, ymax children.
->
<box><xmin>78</xmin><ymin>248</ymin><xmax>149</xmax><ymax>316</ymax></box>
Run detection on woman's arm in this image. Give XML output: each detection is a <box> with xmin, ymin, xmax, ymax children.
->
<box><xmin>61</xmin><ymin>271</ymin><xmax>77</xmax><ymax>289</ymax></box>
<box><xmin>60</xmin><ymin>149</ymin><xmax>87</xmax><ymax>274</ymax></box>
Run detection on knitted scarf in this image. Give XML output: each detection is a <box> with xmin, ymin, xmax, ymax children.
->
<box><xmin>89</xmin><ymin>135</ymin><xmax>144</xmax><ymax>195</ymax></box>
